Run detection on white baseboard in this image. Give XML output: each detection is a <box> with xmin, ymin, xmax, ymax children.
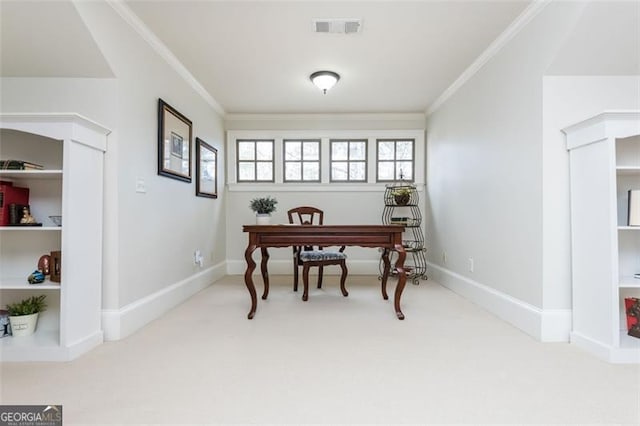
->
<box><xmin>102</xmin><ymin>262</ymin><xmax>226</xmax><ymax>341</ymax></box>
<box><xmin>226</xmin><ymin>259</ymin><xmax>381</xmax><ymax>276</ymax></box>
<box><xmin>427</xmin><ymin>262</ymin><xmax>571</xmax><ymax>342</ymax></box>
<box><xmin>66</xmin><ymin>330</ymin><xmax>104</xmax><ymax>360</ymax></box>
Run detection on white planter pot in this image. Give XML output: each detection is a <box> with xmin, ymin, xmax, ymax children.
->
<box><xmin>256</xmin><ymin>214</ymin><xmax>271</xmax><ymax>225</ymax></box>
<box><xmin>9</xmin><ymin>313</ymin><xmax>39</xmax><ymax>337</ymax></box>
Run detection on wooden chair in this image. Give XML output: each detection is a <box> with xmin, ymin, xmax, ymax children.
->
<box><xmin>287</xmin><ymin>206</ymin><xmax>348</xmax><ymax>301</ymax></box>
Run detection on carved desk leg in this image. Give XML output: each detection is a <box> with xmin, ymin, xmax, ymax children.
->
<box><xmin>260</xmin><ymin>247</ymin><xmax>270</xmax><ymax>300</ymax></box>
<box><xmin>380</xmin><ymin>248</ymin><xmax>390</xmax><ymax>300</ymax></box>
<box><xmin>394</xmin><ymin>244</ymin><xmax>407</xmax><ymax>320</ymax></box>
<box><xmin>244</xmin><ymin>244</ymin><xmax>258</xmax><ymax>319</ymax></box>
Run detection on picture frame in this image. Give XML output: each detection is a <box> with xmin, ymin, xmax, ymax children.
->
<box><xmin>50</xmin><ymin>250</ymin><xmax>61</xmax><ymax>283</ymax></box>
<box><xmin>196</xmin><ymin>138</ymin><xmax>218</xmax><ymax>198</ymax></box>
<box><xmin>158</xmin><ymin>99</ymin><xmax>192</xmax><ymax>182</ymax></box>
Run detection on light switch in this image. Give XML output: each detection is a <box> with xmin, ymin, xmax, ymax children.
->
<box><xmin>135</xmin><ymin>178</ymin><xmax>146</xmax><ymax>193</ymax></box>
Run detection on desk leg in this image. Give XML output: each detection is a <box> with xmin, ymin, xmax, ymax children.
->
<box><xmin>244</xmin><ymin>244</ymin><xmax>258</xmax><ymax>319</ymax></box>
<box><xmin>380</xmin><ymin>248</ymin><xmax>390</xmax><ymax>300</ymax></box>
<box><xmin>393</xmin><ymin>244</ymin><xmax>407</xmax><ymax>320</ymax></box>
<box><xmin>260</xmin><ymin>247</ymin><xmax>270</xmax><ymax>300</ymax></box>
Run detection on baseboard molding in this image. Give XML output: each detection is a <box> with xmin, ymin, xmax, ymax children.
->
<box><xmin>427</xmin><ymin>262</ymin><xmax>571</xmax><ymax>342</ymax></box>
<box><xmin>102</xmin><ymin>262</ymin><xmax>226</xmax><ymax>341</ymax></box>
<box><xmin>66</xmin><ymin>330</ymin><xmax>104</xmax><ymax>361</ymax></box>
<box><xmin>226</xmin><ymin>259</ymin><xmax>381</xmax><ymax>276</ymax></box>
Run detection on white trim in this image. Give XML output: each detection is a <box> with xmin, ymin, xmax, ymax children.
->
<box><xmin>569</xmin><ymin>332</ymin><xmax>640</xmax><ymax>364</ymax></box>
<box><xmin>106</xmin><ymin>0</ymin><xmax>225</xmax><ymax>115</ymax></box>
<box><xmin>426</xmin><ymin>0</ymin><xmax>552</xmax><ymax>116</ymax></box>
<box><xmin>102</xmin><ymin>262</ymin><xmax>226</xmax><ymax>341</ymax></box>
<box><xmin>562</xmin><ymin>110</ymin><xmax>640</xmax><ymax>150</ymax></box>
<box><xmin>226</xmin><ymin>113</ymin><xmax>427</xmax><ymax>122</ymax></box>
<box><xmin>228</xmin><ymin>183</ymin><xmax>425</xmax><ymax>192</ymax></box>
<box><xmin>427</xmin><ymin>262</ymin><xmax>571</xmax><ymax>342</ymax></box>
<box><xmin>227</xmin><ymin>259</ymin><xmax>381</xmax><ymax>276</ymax></box>
<box><xmin>65</xmin><ymin>331</ymin><xmax>104</xmax><ymax>361</ymax></box>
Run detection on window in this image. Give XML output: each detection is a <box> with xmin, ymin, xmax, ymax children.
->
<box><xmin>237</xmin><ymin>139</ymin><xmax>274</xmax><ymax>182</ymax></box>
<box><xmin>377</xmin><ymin>139</ymin><xmax>414</xmax><ymax>182</ymax></box>
<box><xmin>330</xmin><ymin>139</ymin><xmax>367</xmax><ymax>182</ymax></box>
<box><xmin>283</xmin><ymin>139</ymin><xmax>320</xmax><ymax>182</ymax></box>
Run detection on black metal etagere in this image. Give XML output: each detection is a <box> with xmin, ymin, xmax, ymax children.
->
<box><xmin>379</xmin><ymin>182</ymin><xmax>428</xmax><ymax>284</ymax></box>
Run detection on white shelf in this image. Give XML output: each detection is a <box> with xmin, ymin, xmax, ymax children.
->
<box><xmin>616</xmin><ymin>166</ymin><xmax>640</xmax><ymax>175</ymax></box>
<box><xmin>0</xmin><ymin>226</ymin><xmax>61</xmax><ymax>231</ymax></box>
<box><xmin>618</xmin><ymin>226</ymin><xmax>640</xmax><ymax>231</ymax></box>
<box><xmin>0</xmin><ymin>329</ymin><xmax>59</xmax><ymax>349</ymax></box>
<box><xmin>619</xmin><ymin>331</ymin><xmax>640</xmax><ymax>349</ymax></box>
<box><xmin>0</xmin><ymin>170</ymin><xmax>63</xmax><ymax>180</ymax></box>
<box><xmin>0</xmin><ymin>277</ymin><xmax>61</xmax><ymax>290</ymax></box>
<box><xmin>620</xmin><ymin>277</ymin><xmax>640</xmax><ymax>288</ymax></box>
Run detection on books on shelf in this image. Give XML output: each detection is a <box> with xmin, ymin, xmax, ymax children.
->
<box><xmin>0</xmin><ymin>182</ymin><xmax>29</xmax><ymax>226</ymax></box>
<box><xmin>0</xmin><ymin>159</ymin><xmax>44</xmax><ymax>170</ymax></box>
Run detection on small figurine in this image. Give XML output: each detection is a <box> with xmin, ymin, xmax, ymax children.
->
<box><xmin>38</xmin><ymin>254</ymin><xmax>51</xmax><ymax>275</ymax></box>
<box><xmin>20</xmin><ymin>206</ymin><xmax>37</xmax><ymax>224</ymax></box>
<box><xmin>27</xmin><ymin>270</ymin><xmax>45</xmax><ymax>284</ymax></box>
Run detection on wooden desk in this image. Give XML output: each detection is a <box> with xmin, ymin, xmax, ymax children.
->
<box><xmin>242</xmin><ymin>224</ymin><xmax>408</xmax><ymax>320</ymax></box>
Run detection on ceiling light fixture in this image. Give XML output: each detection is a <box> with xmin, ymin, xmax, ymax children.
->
<box><xmin>310</xmin><ymin>71</ymin><xmax>340</xmax><ymax>94</ymax></box>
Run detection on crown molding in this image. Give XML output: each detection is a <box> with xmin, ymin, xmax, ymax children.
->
<box><xmin>106</xmin><ymin>0</ymin><xmax>225</xmax><ymax>115</ymax></box>
<box><xmin>426</xmin><ymin>0</ymin><xmax>552</xmax><ymax>117</ymax></box>
<box><xmin>225</xmin><ymin>112</ymin><xmax>426</xmax><ymax>122</ymax></box>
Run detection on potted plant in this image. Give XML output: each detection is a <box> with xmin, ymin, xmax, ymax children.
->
<box><xmin>391</xmin><ymin>187</ymin><xmax>412</xmax><ymax>206</ymax></box>
<box><xmin>250</xmin><ymin>196</ymin><xmax>278</xmax><ymax>224</ymax></box>
<box><xmin>6</xmin><ymin>295</ymin><xmax>46</xmax><ymax>337</ymax></box>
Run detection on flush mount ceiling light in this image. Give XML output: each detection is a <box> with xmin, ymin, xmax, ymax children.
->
<box><xmin>310</xmin><ymin>71</ymin><xmax>340</xmax><ymax>94</ymax></box>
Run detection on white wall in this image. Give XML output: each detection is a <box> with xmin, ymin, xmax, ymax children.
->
<box><xmin>426</xmin><ymin>2</ymin><xmax>585</xmax><ymax>307</ymax></box>
<box><xmin>70</xmin><ymin>2</ymin><xmax>226</xmax><ymax>311</ymax></box>
<box><xmin>425</xmin><ymin>0</ymin><xmax>639</xmax><ymax>341</ymax></box>
<box><xmin>2</xmin><ymin>3</ymin><xmax>226</xmax><ymax>339</ymax></box>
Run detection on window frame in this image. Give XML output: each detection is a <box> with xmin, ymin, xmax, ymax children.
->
<box><xmin>376</xmin><ymin>138</ymin><xmax>416</xmax><ymax>183</ymax></box>
<box><xmin>236</xmin><ymin>139</ymin><xmax>275</xmax><ymax>183</ymax></box>
<box><xmin>329</xmin><ymin>139</ymin><xmax>368</xmax><ymax>183</ymax></box>
<box><xmin>282</xmin><ymin>139</ymin><xmax>321</xmax><ymax>183</ymax></box>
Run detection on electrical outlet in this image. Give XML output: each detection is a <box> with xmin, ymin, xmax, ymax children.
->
<box><xmin>468</xmin><ymin>257</ymin><xmax>474</xmax><ymax>272</ymax></box>
<box><xmin>194</xmin><ymin>249</ymin><xmax>203</xmax><ymax>267</ymax></box>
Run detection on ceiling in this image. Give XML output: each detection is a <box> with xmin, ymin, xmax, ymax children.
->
<box><xmin>1</xmin><ymin>1</ymin><xmax>532</xmax><ymax>115</ymax></box>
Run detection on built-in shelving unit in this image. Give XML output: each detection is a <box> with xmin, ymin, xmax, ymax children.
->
<box><xmin>563</xmin><ymin>110</ymin><xmax>640</xmax><ymax>364</ymax></box>
<box><xmin>380</xmin><ymin>183</ymin><xmax>427</xmax><ymax>284</ymax></box>
<box><xmin>0</xmin><ymin>113</ymin><xmax>109</xmax><ymax>362</ymax></box>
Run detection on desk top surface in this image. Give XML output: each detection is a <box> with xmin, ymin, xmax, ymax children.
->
<box><xmin>243</xmin><ymin>224</ymin><xmax>405</xmax><ymax>233</ymax></box>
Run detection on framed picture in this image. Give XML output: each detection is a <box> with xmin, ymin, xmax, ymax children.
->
<box><xmin>196</xmin><ymin>138</ymin><xmax>218</xmax><ymax>198</ymax></box>
<box><xmin>158</xmin><ymin>99</ymin><xmax>192</xmax><ymax>182</ymax></box>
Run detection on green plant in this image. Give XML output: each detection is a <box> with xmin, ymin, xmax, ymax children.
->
<box><xmin>391</xmin><ymin>187</ymin><xmax>412</xmax><ymax>197</ymax></box>
<box><xmin>249</xmin><ymin>196</ymin><xmax>278</xmax><ymax>214</ymax></box>
<box><xmin>6</xmin><ymin>295</ymin><xmax>47</xmax><ymax>316</ymax></box>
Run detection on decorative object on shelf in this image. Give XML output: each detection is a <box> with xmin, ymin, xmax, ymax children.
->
<box><xmin>158</xmin><ymin>98</ymin><xmax>193</xmax><ymax>182</ymax></box>
<box><xmin>380</xmin><ymin>182</ymin><xmax>427</xmax><ymax>284</ymax></box>
<box><xmin>19</xmin><ymin>205</ymin><xmax>37</xmax><ymax>224</ymax></box>
<box><xmin>6</xmin><ymin>295</ymin><xmax>47</xmax><ymax>337</ymax></box>
<box><xmin>50</xmin><ymin>250</ymin><xmax>61</xmax><ymax>283</ymax></box>
<box><xmin>249</xmin><ymin>196</ymin><xmax>278</xmax><ymax>225</ymax></box>
<box><xmin>625</xmin><ymin>298</ymin><xmax>640</xmax><ymax>339</ymax></box>
<box><xmin>628</xmin><ymin>190</ymin><xmax>640</xmax><ymax>226</ymax></box>
<box><xmin>391</xmin><ymin>187</ymin><xmax>412</xmax><ymax>206</ymax></box>
<box><xmin>0</xmin><ymin>182</ymin><xmax>29</xmax><ymax>226</ymax></box>
<box><xmin>0</xmin><ymin>159</ymin><xmax>43</xmax><ymax>170</ymax></box>
<box><xmin>48</xmin><ymin>215</ymin><xmax>62</xmax><ymax>227</ymax></box>
<box><xmin>0</xmin><ymin>310</ymin><xmax>11</xmax><ymax>338</ymax></box>
<box><xmin>27</xmin><ymin>270</ymin><xmax>45</xmax><ymax>284</ymax></box>
<box><xmin>38</xmin><ymin>254</ymin><xmax>51</xmax><ymax>275</ymax></box>
<box><xmin>195</xmin><ymin>138</ymin><xmax>218</xmax><ymax>198</ymax></box>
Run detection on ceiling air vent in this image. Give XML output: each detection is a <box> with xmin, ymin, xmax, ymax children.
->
<box><xmin>313</xmin><ymin>18</ymin><xmax>362</xmax><ymax>34</ymax></box>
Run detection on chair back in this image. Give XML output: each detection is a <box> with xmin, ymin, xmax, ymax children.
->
<box><xmin>287</xmin><ymin>206</ymin><xmax>324</xmax><ymax>226</ymax></box>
